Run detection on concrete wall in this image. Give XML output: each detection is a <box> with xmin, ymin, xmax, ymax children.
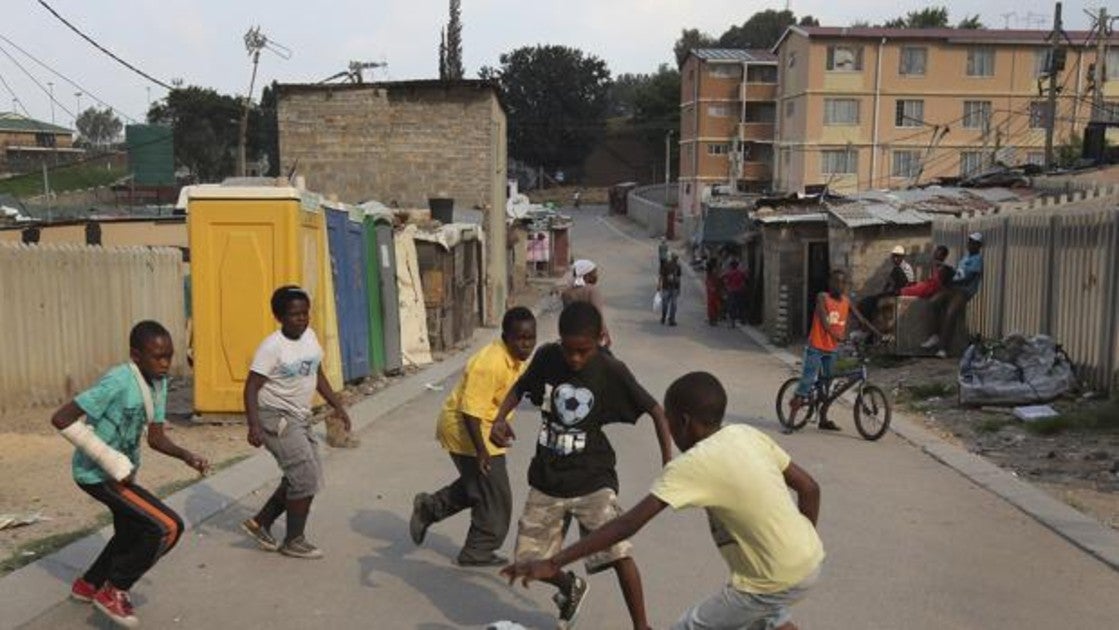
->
<box><xmin>761</xmin><ymin>221</ymin><xmax>829</xmax><ymax>344</ymax></box>
<box><xmin>827</xmin><ymin>221</ymin><xmax>934</xmax><ymax>298</ymax></box>
<box><xmin>628</xmin><ymin>184</ymin><xmax>678</xmax><ymax>238</ymax></box>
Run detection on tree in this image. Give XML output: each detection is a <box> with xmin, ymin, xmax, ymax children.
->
<box><xmin>630</xmin><ymin>65</ymin><xmax>681</xmax><ymax>168</ymax></box>
<box><xmin>674</xmin><ymin>28</ymin><xmax>718</xmax><ymax>67</ymax></box>
<box><xmin>440</xmin><ymin>0</ymin><xmax>464</xmax><ymax>80</ymax></box>
<box><xmin>75</xmin><ymin>107</ymin><xmax>122</xmax><ymax>149</ymax></box>
<box><xmin>956</xmin><ymin>15</ymin><xmax>985</xmax><ymax>29</ymax></box>
<box><xmin>799</xmin><ymin>15</ymin><xmax>820</xmax><ymax>27</ymax></box>
<box><xmin>148</xmin><ymin>86</ymin><xmax>265</xmax><ymax>182</ymax></box>
<box><xmin>883</xmin><ymin>7</ymin><xmax>949</xmax><ymax>29</ymax></box>
<box><xmin>718</xmin><ymin>9</ymin><xmax>799</xmax><ymax>49</ymax></box>
<box><xmin>608</xmin><ymin>72</ymin><xmax>651</xmax><ymax>118</ymax></box>
<box><xmin>480</xmin><ymin>45</ymin><xmax>611</xmax><ymax>170</ymax></box>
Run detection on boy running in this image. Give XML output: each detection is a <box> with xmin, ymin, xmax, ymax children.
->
<box><xmin>51</xmin><ymin>320</ymin><xmax>209</xmax><ymax>629</ymax></box>
<box><xmin>503</xmin><ymin>371</ymin><xmax>824</xmax><ymax>630</ymax></box>
<box><xmin>490</xmin><ymin>301</ymin><xmax>673</xmax><ymax>630</ymax></box>
<box><xmin>410</xmin><ymin>307</ymin><xmax>538</xmax><ymax>566</ymax></box>
<box><xmin>240</xmin><ymin>286</ymin><xmax>351</xmax><ymax>559</ymax></box>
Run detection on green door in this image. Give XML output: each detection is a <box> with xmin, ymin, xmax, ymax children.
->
<box><xmin>363</xmin><ymin>215</ymin><xmax>388</xmax><ymax>374</ymax></box>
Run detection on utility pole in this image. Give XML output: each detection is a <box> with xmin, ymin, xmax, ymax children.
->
<box><xmin>1043</xmin><ymin>2</ymin><xmax>1062</xmax><ymax>170</ymax></box>
<box><xmin>47</xmin><ymin>81</ymin><xmax>55</xmax><ymax>125</ymax></box>
<box><xmin>664</xmin><ymin>130</ymin><xmax>673</xmax><ymax>205</ymax></box>
<box><xmin>238</xmin><ymin>27</ymin><xmax>291</xmax><ymax>177</ymax></box>
<box><xmin>1090</xmin><ymin>7</ymin><xmax>1109</xmax><ymax>121</ymax></box>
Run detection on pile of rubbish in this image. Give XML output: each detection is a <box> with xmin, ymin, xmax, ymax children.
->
<box><xmin>958</xmin><ymin>334</ymin><xmax>1077</xmax><ymax>406</ymax></box>
<box><xmin>507</xmin><ymin>193</ymin><xmax>571</xmax><ymax>232</ymax></box>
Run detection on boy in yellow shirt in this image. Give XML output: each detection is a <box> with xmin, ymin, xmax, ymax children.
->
<box><xmin>502</xmin><ymin>371</ymin><xmax>824</xmax><ymax>629</ymax></box>
<box><xmin>410</xmin><ymin>307</ymin><xmax>537</xmax><ymax>566</ymax></box>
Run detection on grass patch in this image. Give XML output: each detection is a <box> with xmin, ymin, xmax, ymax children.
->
<box><xmin>1024</xmin><ymin>399</ymin><xmax>1119</xmax><ymax>435</ymax></box>
<box><xmin>905</xmin><ymin>382</ymin><xmax>955</xmax><ymax>400</ymax></box>
<box><xmin>868</xmin><ymin>353</ymin><xmax>910</xmax><ymax>369</ymax></box>
<box><xmin>0</xmin><ymin>514</ymin><xmax>111</xmax><ymax>576</ymax></box>
<box><xmin>0</xmin><ymin>163</ymin><xmax>126</xmax><ymax>198</ymax></box>
<box><xmin>975</xmin><ymin>418</ymin><xmax>1010</xmax><ymax>434</ymax></box>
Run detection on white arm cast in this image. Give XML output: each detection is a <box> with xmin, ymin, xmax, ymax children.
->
<box><xmin>59</xmin><ymin>422</ymin><xmax>134</xmax><ymax>482</ymax></box>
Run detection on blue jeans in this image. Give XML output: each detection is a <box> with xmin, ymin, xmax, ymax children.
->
<box><xmin>796</xmin><ymin>347</ymin><xmax>834</xmax><ymax>398</ymax></box>
<box><xmin>660</xmin><ymin>288</ymin><xmax>679</xmax><ymax>323</ymax></box>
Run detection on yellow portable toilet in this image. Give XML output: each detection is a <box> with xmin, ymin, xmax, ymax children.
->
<box><xmin>187</xmin><ymin>184</ymin><xmax>343</xmax><ymax>413</ymax></box>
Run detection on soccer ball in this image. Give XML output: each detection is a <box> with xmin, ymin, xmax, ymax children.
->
<box><xmin>554</xmin><ymin>383</ymin><xmax>594</xmax><ymax>427</ymax></box>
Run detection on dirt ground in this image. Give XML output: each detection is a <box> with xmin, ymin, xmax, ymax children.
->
<box><xmin>0</xmin><ymin>283</ymin><xmax>548</xmax><ymax>575</ymax></box>
<box><xmin>866</xmin><ymin>354</ymin><xmax>1119</xmax><ymax>530</ymax></box>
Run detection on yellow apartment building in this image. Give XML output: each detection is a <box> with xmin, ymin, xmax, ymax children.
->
<box><xmin>678</xmin><ymin>49</ymin><xmax>778</xmax><ymax>217</ymax></box>
<box><xmin>772</xmin><ymin>26</ymin><xmax>1119</xmax><ymax>194</ymax></box>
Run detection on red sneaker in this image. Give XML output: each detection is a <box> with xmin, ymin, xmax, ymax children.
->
<box><xmin>93</xmin><ymin>584</ymin><xmax>139</xmax><ymax>628</ymax></box>
<box><xmin>70</xmin><ymin>577</ymin><xmax>99</xmax><ymax>603</ymax></box>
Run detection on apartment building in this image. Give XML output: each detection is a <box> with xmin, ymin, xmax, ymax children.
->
<box><xmin>773</xmin><ymin>26</ymin><xmax>1119</xmax><ymax>194</ymax></box>
<box><xmin>678</xmin><ymin>49</ymin><xmax>778</xmax><ymax>218</ymax></box>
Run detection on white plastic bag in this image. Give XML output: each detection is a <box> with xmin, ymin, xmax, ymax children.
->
<box><xmin>653</xmin><ymin>291</ymin><xmax>663</xmax><ymax>313</ymax></box>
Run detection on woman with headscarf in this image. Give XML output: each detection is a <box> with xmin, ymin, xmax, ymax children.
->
<box><xmin>560</xmin><ymin>259</ymin><xmax>612</xmax><ymax>348</ymax></box>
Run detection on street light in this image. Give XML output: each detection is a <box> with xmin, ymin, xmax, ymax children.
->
<box><xmin>47</xmin><ymin>81</ymin><xmax>55</xmax><ymax>125</ymax></box>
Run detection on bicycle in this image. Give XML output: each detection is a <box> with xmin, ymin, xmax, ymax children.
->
<box><xmin>774</xmin><ymin>341</ymin><xmax>892</xmax><ymax>441</ymax></box>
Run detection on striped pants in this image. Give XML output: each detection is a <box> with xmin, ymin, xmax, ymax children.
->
<box><xmin>79</xmin><ymin>481</ymin><xmax>184</xmax><ymax>590</ymax></box>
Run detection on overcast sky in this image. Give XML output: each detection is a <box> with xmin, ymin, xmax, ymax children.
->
<box><xmin>1</xmin><ymin>0</ymin><xmax>1102</xmax><ymax>129</ymax></box>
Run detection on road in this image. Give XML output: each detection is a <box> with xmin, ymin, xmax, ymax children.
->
<box><xmin>23</xmin><ymin>207</ymin><xmax>1119</xmax><ymax>629</ymax></box>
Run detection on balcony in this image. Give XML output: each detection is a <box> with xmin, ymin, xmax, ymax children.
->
<box><xmin>740</xmin><ymin>162</ymin><xmax>772</xmax><ymax>181</ymax></box>
<box><xmin>740</xmin><ymin>123</ymin><xmax>775</xmax><ymax>141</ymax></box>
<box><xmin>743</xmin><ymin>83</ymin><xmax>778</xmax><ymax>101</ymax></box>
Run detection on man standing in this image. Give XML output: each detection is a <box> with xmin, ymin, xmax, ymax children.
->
<box><xmin>922</xmin><ymin>233</ymin><xmax>984</xmax><ymax>358</ymax></box>
<box><xmin>658</xmin><ymin>252</ymin><xmax>682</xmax><ymax>326</ymax></box>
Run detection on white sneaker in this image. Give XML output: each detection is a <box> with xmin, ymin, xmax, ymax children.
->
<box><xmin>920</xmin><ymin>335</ymin><xmax>940</xmax><ymax>350</ymax></box>
<box><xmin>935</xmin><ymin>349</ymin><xmax>948</xmax><ymax>359</ymax></box>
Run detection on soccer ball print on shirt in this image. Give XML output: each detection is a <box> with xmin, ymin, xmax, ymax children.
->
<box><xmin>538</xmin><ymin>383</ymin><xmax>595</xmax><ymax>455</ymax></box>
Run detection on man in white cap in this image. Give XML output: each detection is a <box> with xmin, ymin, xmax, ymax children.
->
<box><xmin>856</xmin><ymin>245</ymin><xmax>914</xmax><ymax>329</ymax></box>
<box><xmin>922</xmin><ymin>233</ymin><xmax>984</xmax><ymax>357</ymax></box>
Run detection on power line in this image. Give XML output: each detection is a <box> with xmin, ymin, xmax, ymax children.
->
<box><xmin>0</xmin><ymin>32</ymin><xmax>137</xmax><ymax>123</ymax></box>
<box><xmin>0</xmin><ymin>39</ymin><xmax>76</xmax><ymax>122</ymax></box>
<box><xmin>35</xmin><ymin>0</ymin><xmax>173</xmax><ymax>90</ymax></box>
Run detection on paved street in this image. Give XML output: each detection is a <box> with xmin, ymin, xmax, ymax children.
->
<box><xmin>22</xmin><ymin>208</ymin><xmax>1119</xmax><ymax>629</ymax></box>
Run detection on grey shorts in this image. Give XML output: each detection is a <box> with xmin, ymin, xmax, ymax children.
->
<box><xmin>671</xmin><ymin>567</ymin><xmax>820</xmax><ymax>630</ymax></box>
<box><xmin>514</xmin><ymin>487</ymin><xmax>632</xmax><ymax>574</ymax></box>
<box><xmin>259</xmin><ymin>408</ymin><xmax>323</xmax><ymax>499</ymax></box>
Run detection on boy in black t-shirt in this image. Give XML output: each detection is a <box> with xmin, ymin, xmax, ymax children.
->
<box><xmin>490</xmin><ymin>301</ymin><xmax>673</xmax><ymax>630</ymax></box>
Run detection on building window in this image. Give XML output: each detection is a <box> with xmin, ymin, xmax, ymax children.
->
<box><xmin>1029</xmin><ymin>101</ymin><xmax>1051</xmax><ymax>128</ymax></box>
<box><xmin>749</xmin><ymin>143</ymin><xmax>774</xmax><ymax>163</ymax></box>
<box><xmin>966</xmin><ymin>47</ymin><xmax>995</xmax><ymax>77</ymax></box>
<box><xmin>899</xmin><ymin>47</ymin><xmax>927</xmax><ymax>76</ymax></box>
<box><xmin>826</xmin><ymin>45</ymin><xmax>864</xmax><ymax>72</ymax></box>
<box><xmin>707</xmin><ymin>143</ymin><xmax>730</xmax><ymax>156</ymax></box>
<box><xmin>821</xmin><ymin>149</ymin><xmax>858</xmax><ymax>174</ymax></box>
<box><xmin>962</xmin><ymin>100</ymin><xmax>992</xmax><ymax>129</ymax></box>
<box><xmin>34</xmin><ymin>133</ymin><xmax>57</xmax><ymax>148</ymax></box>
<box><xmin>707</xmin><ymin>104</ymin><xmax>735</xmax><ymax>118</ymax></box>
<box><xmin>960</xmin><ymin>151</ymin><xmax>985</xmax><ymax>177</ymax></box>
<box><xmin>1034</xmin><ymin>50</ymin><xmax>1051</xmax><ymax>77</ymax></box>
<box><xmin>1026</xmin><ymin>152</ymin><xmax>1045</xmax><ymax>166</ymax></box>
<box><xmin>746</xmin><ymin>65</ymin><xmax>777</xmax><ymax>83</ymax></box>
<box><xmin>709</xmin><ymin>64</ymin><xmax>740</xmax><ymax>79</ymax></box>
<box><xmin>824</xmin><ymin>98</ymin><xmax>860</xmax><ymax>125</ymax></box>
<box><xmin>785</xmin><ymin>100</ymin><xmax>795</xmax><ymax>117</ymax></box>
<box><xmin>892</xmin><ymin>150</ymin><xmax>921</xmax><ymax>178</ymax></box>
<box><xmin>744</xmin><ymin>102</ymin><xmax>776</xmax><ymax>123</ymax></box>
<box><xmin>895</xmin><ymin>99</ymin><xmax>924</xmax><ymax>127</ymax></box>
<box><xmin>1100</xmin><ymin>101</ymin><xmax>1119</xmax><ymax>122</ymax></box>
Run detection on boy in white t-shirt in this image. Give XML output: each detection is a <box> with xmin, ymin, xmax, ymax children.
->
<box><xmin>240</xmin><ymin>286</ymin><xmax>351</xmax><ymax>559</ymax></box>
<box><xmin>502</xmin><ymin>371</ymin><xmax>824</xmax><ymax>629</ymax></box>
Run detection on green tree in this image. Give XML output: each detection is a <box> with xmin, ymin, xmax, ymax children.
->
<box><xmin>75</xmin><ymin>107</ymin><xmax>122</xmax><ymax>149</ymax></box>
<box><xmin>883</xmin><ymin>7</ymin><xmax>949</xmax><ymax>28</ymax></box>
<box><xmin>608</xmin><ymin>72</ymin><xmax>651</xmax><ymax>118</ymax></box>
<box><xmin>630</xmin><ymin>64</ymin><xmax>681</xmax><ymax>173</ymax></box>
<box><xmin>480</xmin><ymin>45</ymin><xmax>611</xmax><ymax>170</ymax></box>
<box><xmin>674</xmin><ymin>28</ymin><xmax>718</xmax><ymax>67</ymax></box>
<box><xmin>441</xmin><ymin>0</ymin><xmax>464</xmax><ymax>80</ymax></box>
<box><xmin>148</xmin><ymin>86</ymin><xmax>265</xmax><ymax>182</ymax></box>
<box><xmin>957</xmin><ymin>15</ymin><xmax>985</xmax><ymax>29</ymax></box>
<box><xmin>718</xmin><ymin>9</ymin><xmax>799</xmax><ymax>49</ymax></box>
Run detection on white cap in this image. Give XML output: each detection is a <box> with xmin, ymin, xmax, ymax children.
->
<box><xmin>969</xmin><ymin>232</ymin><xmax>983</xmax><ymax>243</ymax></box>
<box><xmin>891</xmin><ymin>245</ymin><xmax>906</xmax><ymax>256</ymax></box>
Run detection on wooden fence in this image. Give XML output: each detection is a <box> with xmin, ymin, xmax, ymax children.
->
<box><xmin>0</xmin><ymin>243</ymin><xmax>187</xmax><ymax>412</ymax></box>
<box><xmin>933</xmin><ymin>206</ymin><xmax>1119</xmax><ymax>393</ymax></box>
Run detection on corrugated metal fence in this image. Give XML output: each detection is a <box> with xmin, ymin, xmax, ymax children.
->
<box><xmin>0</xmin><ymin>243</ymin><xmax>187</xmax><ymax>412</ymax></box>
<box><xmin>933</xmin><ymin>207</ymin><xmax>1119</xmax><ymax>393</ymax></box>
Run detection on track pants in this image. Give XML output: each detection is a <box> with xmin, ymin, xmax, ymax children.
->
<box><xmin>79</xmin><ymin>481</ymin><xmax>184</xmax><ymax>590</ymax></box>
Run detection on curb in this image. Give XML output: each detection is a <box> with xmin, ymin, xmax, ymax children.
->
<box><xmin>628</xmin><ymin>213</ymin><xmax>1119</xmax><ymax>572</ymax></box>
<box><xmin>0</xmin><ymin>294</ymin><xmax>560</xmax><ymax>629</ymax></box>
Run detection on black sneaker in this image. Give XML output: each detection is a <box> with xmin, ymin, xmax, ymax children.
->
<box><xmin>552</xmin><ymin>572</ymin><xmax>589</xmax><ymax>629</ymax></box>
<box><xmin>456</xmin><ymin>553</ymin><xmax>508</xmax><ymax>567</ymax></box>
<box><xmin>410</xmin><ymin>493</ymin><xmax>434</xmax><ymax>545</ymax></box>
<box><xmin>818</xmin><ymin>419</ymin><xmax>842</xmax><ymax>431</ymax></box>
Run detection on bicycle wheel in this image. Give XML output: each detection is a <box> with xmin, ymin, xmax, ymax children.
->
<box><xmin>776</xmin><ymin>377</ymin><xmax>814</xmax><ymax>430</ymax></box>
<box><xmin>854</xmin><ymin>384</ymin><xmax>891</xmax><ymax>441</ymax></box>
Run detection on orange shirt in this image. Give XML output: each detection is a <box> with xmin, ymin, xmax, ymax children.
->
<box><xmin>808</xmin><ymin>293</ymin><xmax>849</xmax><ymax>353</ymax></box>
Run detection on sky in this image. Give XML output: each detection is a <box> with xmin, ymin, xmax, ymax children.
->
<box><xmin>0</xmin><ymin>0</ymin><xmax>1104</xmax><ymax>130</ymax></box>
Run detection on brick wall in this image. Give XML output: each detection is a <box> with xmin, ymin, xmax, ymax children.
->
<box><xmin>277</xmin><ymin>84</ymin><xmax>502</xmax><ymax>210</ymax></box>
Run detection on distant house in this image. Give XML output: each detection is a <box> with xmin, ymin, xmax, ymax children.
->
<box><xmin>0</xmin><ymin>112</ymin><xmax>78</xmax><ymax>173</ymax></box>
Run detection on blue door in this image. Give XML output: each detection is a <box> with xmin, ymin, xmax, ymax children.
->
<box><xmin>326</xmin><ymin>209</ymin><xmax>372</xmax><ymax>382</ymax></box>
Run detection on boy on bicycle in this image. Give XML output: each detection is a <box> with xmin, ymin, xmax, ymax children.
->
<box><xmin>788</xmin><ymin>269</ymin><xmax>879</xmax><ymax>431</ymax></box>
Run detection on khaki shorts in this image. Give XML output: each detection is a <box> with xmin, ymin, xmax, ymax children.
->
<box><xmin>259</xmin><ymin>408</ymin><xmax>323</xmax><ymax>500</ymax></box>
<box><xmin>514</xmin><ymin>487</ymin><xmax>632</xmax><ymax>574</ymax></box>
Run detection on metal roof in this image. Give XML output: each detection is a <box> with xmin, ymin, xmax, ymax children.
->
<box><xmin>827</xmin><ymin>187</ymin><xmax>1023</xmax><ymax>227</ymax></box>
<box><xmin>773</xmin><ymin>25</ymin><xmax>1118</xmax><ymax>52</ymax></box>
<box><xmin>692</xmin><ymin>49</ymin><xmax>777</xmax><ymax>63</ymax></box>
<box><xmin>755</xmin><ymin>210</ymin><xmax>828</xmax><ymax>225</ymax></box>
<box><xmin>0</xmin><ymin>112</ymin><xmax>72</xmax><ymax>134</ymax></box>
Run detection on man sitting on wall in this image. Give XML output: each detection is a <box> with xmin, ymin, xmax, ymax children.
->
<box><xmin>856</xmin><ymin>246</ymin><xmax>915</xmax><ymax>337</ymax></box>
<box><xmin>922</xmin><ymin>233</ymin><xmax>984</xmax><ymax>358</ymax></box>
